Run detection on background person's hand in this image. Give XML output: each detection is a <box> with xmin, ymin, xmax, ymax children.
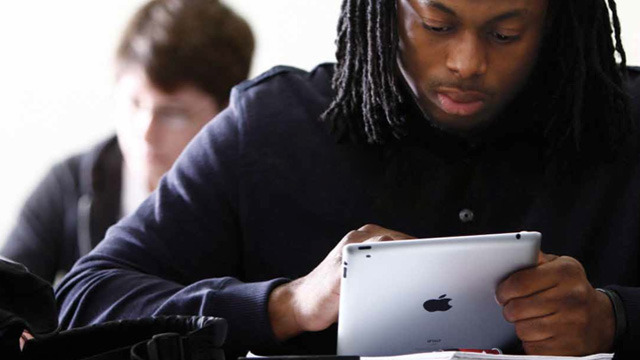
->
<box><xmin>268</xmin><ymin>224</ymin><xmax>414</xmax><ymax>341</ymax></box>
<box><xmin>20</xmin><ymin>330</ymin><xmax>33</xmax><ymax>351</ymax></box>
<box><xmin>496</xmin><ymin>252</ymin><xmax>616</xmax><ymax>355</ymax></box>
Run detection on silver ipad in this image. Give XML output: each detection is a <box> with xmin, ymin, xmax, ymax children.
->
<box><xmin>337</xmin><ymin>231</ymin><xmax>541</xmax><ymax>356</ymax></box>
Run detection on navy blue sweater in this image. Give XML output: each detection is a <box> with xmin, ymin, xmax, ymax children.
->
<box><xmin>2</xmin><ymin>136</ymin><xmax>122</xmax><ymax>283</ymax></box>
<box><xmin>56</xmin><ymin>64</ymin><xmax>640</xmax><ymax>357</ymax></box>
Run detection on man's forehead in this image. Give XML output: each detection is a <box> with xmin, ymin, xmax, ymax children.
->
<box><xmin>416</xmin><ymin>0</ymin><xmax>536</xmax><ymax>5</ymax></box>
<box><xmin>411</xmin><ymin>0</ymin><xmax>546</xmax><ymax>23</ymax></box>
<box><xmin>415</xmin><ymin>0</ymin><xmax>540</xmax><ymax>14</ymax></box>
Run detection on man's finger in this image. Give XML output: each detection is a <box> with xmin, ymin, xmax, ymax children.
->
<box><xmin>364</xmin><ymin>235</ymin><xmax>394</xmax><ymax>243</ymax></box>
<box><xmin>357</xmin><ymin>224</ymin><xmax>414</xmax><ymax>240</ymax></box>
<box><xmin>335</xmin><ymin>232</ymin><xmax>395</xmax><ymax>264</ymax></box>
<box><xmin>522</xmin><ymin>336</ymin><xmax>581</xmax><ymax>357</ymax></box>
<box><xmin>496</xmin><ymin>262</ymin><xmax>560</xmax><ymax>305</ymax></box>
<box><xmin>514</xmin><ymin>313</ymin><xmax>557</xmax><ymax>342</ymax></box>
<box><xmin>537</xmin><ymin>251</ymin><xmax>558</xmax><ymax>265</ymax></box>
<box><xmin>502</xmin><ymin>286</ymin><xmax>562</xmax><ymax>323</ymax></box>
<box><xmin>522</xmin><ymin>338</ymin><xmax>560</xmax><ymax>356</ymax></box>
<box><xmin>341</xmin><ymin>230</ymin><xmax>375</xmax><ymax>245</ymax></box>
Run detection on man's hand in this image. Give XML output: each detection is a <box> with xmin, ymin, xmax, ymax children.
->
<box><xmin>20</xmin><ymin>330</ymin><xmax>33</xmax><ymax>351</ymax></box>
<box><xmin>268</xmin><ymin>224</ymin><xmax>414</xmax><ymax>341</ymax></box>
<box><xmin>496</xmin><ymin>252</ymin><xmax>615</xmax><ymax>355</ymax></box>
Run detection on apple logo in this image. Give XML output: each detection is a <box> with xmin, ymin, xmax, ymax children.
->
<box><xmin>423</xmin><ymin>294</ymin><xmax>452</xmax><ymax>312</ymax></box>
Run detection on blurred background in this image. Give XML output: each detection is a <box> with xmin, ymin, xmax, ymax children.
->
<box><xmin>0</xmin><ymin>0</ymin><xmax>639</xmax><ymax>245</ymax></box>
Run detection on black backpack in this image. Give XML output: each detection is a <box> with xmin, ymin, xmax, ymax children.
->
<box><xmin>0</xmin><ymin>258</ymin><xmax>227</xmax><ymax>360</ymax></box>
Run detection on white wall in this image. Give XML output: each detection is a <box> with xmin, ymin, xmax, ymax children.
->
<box><xmin>0</xmin><ymin>0</ymin><xmax>639</xmax><ymax>246</ymax></box>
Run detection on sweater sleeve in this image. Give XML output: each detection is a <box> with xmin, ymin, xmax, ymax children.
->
<box><xmin>1</xmin><ymin>161</ymin><xmax>77</xmax><ymax>283</ymax></box>
<box><xmin>606</xmin><ymin>285</ymin><xmax>640</xmax><ymax>358</ymax></box>
<box><xmin>55</xmin><ymin>90</ymin><xmax>289</xmax><ymax>354</ymax></box>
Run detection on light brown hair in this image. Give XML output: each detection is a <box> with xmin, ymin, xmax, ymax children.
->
<box><xmin>115</xmin><ymin>0</ymin><xmax>254</xmax><ymax>105</ymax></box>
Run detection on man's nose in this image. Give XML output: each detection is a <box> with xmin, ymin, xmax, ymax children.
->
<box><xmin>446</xmin><ymin>32</ymin><xmax>488</xmax><ymax>79</ymax></box>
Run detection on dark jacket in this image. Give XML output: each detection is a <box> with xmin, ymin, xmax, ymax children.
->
<box><xmin>1</xmin><ymin>136</ymin><xmax>122</xmax><ymax>283</ymax></box>
<box><xmin>55</xmin><ymin>64</ymin><xmax>640</xmax><ymax>357</ymax></box>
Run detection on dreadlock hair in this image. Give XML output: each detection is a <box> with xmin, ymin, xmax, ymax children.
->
<box><xmin>322</xmin><ymin>0</ymin><xmax>632</xmax><ymax>154</ymax></box>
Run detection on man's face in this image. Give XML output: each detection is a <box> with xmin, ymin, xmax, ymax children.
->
<box><xmin>397</xmin><ymin>0</ymin><xmax>548</xmax><ymax>133</ymax></box>
<box><xmin>114</xmin><ymin>67</ymin><xmax>219</xmax><ymax>191</ymax></box>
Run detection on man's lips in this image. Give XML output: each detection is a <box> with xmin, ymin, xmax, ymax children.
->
<box><xmin>436</xmin><ymin>89</ymin><xmax>488</xmax><ymax>116</ymax></box>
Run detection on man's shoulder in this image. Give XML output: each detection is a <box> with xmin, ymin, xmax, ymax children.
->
<box><xmin>235</xmin><ymin>63</ymin><xmax>334</xmax><ymax>94</ymax></box>
<box><xmin>47</xmin><ymin>136</ymin><xmax>120</xmax><ymax>195</ymax></box>
<box><xmin>627</xmin><ymin>65</ymin><xmax>640</xmax><ymax>77</ymax></box>
<box><xmin>625</xmin><ymin>66</ymin><xmax>640</xmax><ymax>131</ymax></box>
<box><xmin>627</xmin><ymin>66</ymin><xmax>640</xmax><ymax>93</ymax></box>
<box><xmin>221</xmin><ymin>63</ymin><xmax>336</xmax><ymax>139</ymax></box>
<box><xmin>230</xmin><ymin>64</ymin><xmax>335</xmax><ymax>113</ymax></box>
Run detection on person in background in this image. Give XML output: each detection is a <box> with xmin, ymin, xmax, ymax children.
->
<box><xmin>1</xmin><ymin>0</ymin><xmax>254</xmax><ymax>284</ymax></box>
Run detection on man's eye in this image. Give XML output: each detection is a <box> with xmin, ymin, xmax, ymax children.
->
<box><xmin>422</xmin><ymin>23</ymin><xmax>453</xmax><ymax>33</ymax></box>
<box><xmin>492</xmin><ymin>31</ymin><xmax>519</xmax><ymax>43</ymax></box>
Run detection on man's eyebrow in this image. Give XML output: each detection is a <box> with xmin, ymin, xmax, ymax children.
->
<box><xmin>489</xmin><ymin>9</ymin><xmax>530</xmax><ymax>23</ymax></box>
<box><xmin>420</xmin><ymin>0</ymin><xmax>529</xmax><ymax>22</ymax></box>
<box><xmin>420</xmin><ymin>0</ymin><xmax>456</xmax><ymax>16</ymax></box>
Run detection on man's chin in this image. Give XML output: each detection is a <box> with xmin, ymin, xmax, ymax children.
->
<box><xmin>145</xmin><ymin>167</ymin><xmax>170</xmax><ymax>192</ymax></box>
<box><xmin>149</xmin><ymin>174</ymin><xmax>164</xmax><ymax>191</ymax></box>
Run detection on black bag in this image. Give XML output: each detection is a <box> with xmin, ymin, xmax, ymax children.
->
<box><xmin>0</xmin><ymin>257</ymin><xmax>227</xmax><ymax>360</ymax></box>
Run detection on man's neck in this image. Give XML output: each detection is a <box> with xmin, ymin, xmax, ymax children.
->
<box><xmin>120</xmin><ymin>162</ymin><xmax>152</xmax><ymax>218</ymax></box>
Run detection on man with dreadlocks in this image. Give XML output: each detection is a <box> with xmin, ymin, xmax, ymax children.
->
<box><xmin>57</xmin><ymin>0</ymin><xmax>640</xmax><ymax>358</ymax></box>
